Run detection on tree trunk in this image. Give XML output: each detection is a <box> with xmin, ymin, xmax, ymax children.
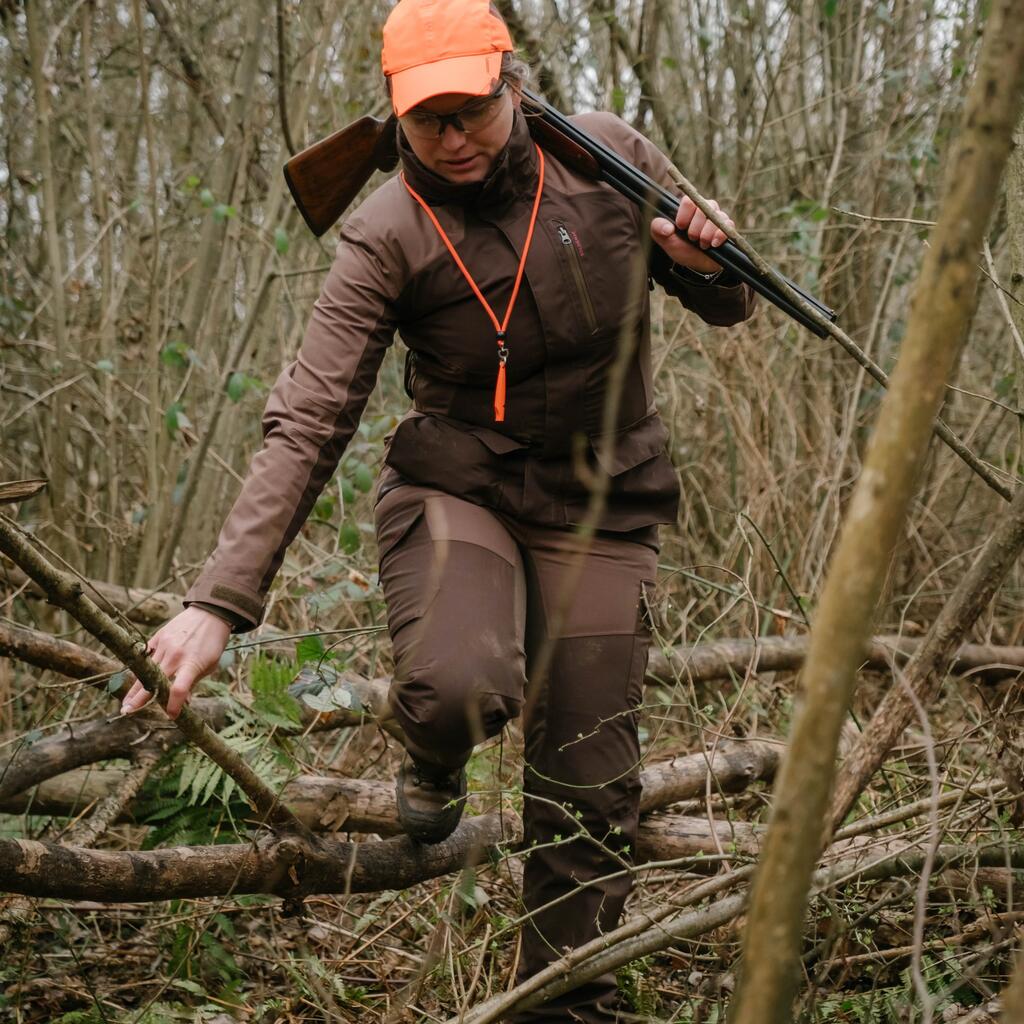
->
<box><xmin>730</xmin><ymin>4</ymin><xmax>1024</xmax><ymax>1020</ymax></box>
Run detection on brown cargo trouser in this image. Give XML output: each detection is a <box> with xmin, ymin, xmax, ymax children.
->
<box><xmin>374</xmin><ymin>482</ymin><xmax>658</xmax><ymax>1023</ymax></box>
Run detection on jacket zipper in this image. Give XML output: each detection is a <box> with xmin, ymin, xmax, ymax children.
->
<box><xmin>557</xmin><ymin>225</ymin><xmax>598</xmax><ymax>334</ymax></box>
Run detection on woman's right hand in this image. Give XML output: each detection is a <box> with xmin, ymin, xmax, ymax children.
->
<box><xmin>120</xmin><ymin>606</ymin><xmax>232</xmax><ymax>719</ymax></box>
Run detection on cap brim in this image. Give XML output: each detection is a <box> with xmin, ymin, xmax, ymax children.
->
<box><xmin>390</xmin><ymin>52</ymin><xmax>504</xmax><ymax>117</ymax></box>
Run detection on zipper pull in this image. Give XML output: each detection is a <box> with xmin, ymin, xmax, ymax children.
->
<box><xmin>558</xmin><ymin>226</ymin><xmax>572</xmax><ymax>245</ymax></box>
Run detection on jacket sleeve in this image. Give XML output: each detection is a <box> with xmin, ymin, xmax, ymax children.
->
<box><xmin>573</xmin><ymin>112</ymin><xmax>757</xmax><ymax>327</ymax></box>
<box><xmin>183</xmin><ymin>216</ymin><xmax>403</xmax><ymax>631</ymax></box>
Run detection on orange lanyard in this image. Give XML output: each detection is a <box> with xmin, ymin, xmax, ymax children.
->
<box><xmin>400</xmin><ymin>143</ymin><xmax>545</xmax><ymax>423</ymax></box>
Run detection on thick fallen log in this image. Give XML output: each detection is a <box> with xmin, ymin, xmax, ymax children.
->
<box><xmin>0</xmin><ymin>621</ymin><xmax>119</xmax><ymax>679</ymax></box>
<box><xmin>1</xmin><ymin>564</ymin><xmax>184</xmax><ymax>626</ymax></box>
<box><xmin>1</xmin><ymin>744</ymin><xmax>779</xmax><ymax>828</ymax></box>
<box><xmin>0</xmin><ymin>811</ymin><xmax>514</xmax><ymax>901</ymax></box>
<box><xmin>647</xmin><ymin>634</ymin><xmax>1024</xmax><ymax>686</ymax></box>
<box><xmin>639</xmin><ymin>741</ymin><xmax>778</xmax><ymax>812</ymax></box>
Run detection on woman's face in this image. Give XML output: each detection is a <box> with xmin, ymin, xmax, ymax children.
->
<box><xmin>401</xmin><ymin>87</ymin><xmax>517</xmax><ymax>183</ymax></box>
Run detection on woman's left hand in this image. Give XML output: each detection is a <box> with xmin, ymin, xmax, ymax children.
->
<box><xmin>650</xmin><ymin>196</ymin><xmax>735</xmax><ymax>275</ymax></box>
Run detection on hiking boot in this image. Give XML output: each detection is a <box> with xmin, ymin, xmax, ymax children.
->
<box><xmin>396</xmin><ymin>754</ymin><xmax>467</xmax><ymax>844</ymax></box>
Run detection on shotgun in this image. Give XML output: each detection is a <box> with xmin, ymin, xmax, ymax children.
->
<box><xmin>283</xmin><ymin>92</ymin><xmax>837</xmax><ymax>337</ymax></box>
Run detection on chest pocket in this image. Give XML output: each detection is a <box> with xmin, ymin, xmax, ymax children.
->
<box><xmin>552</xmin><ymin>222</ymin><xmax>598</xmax><ymax>336</ymax></box>
<box><xmin>544</xmin><ymin>194</ymin><xmax>646</xmax><ymax>348</ymax></box>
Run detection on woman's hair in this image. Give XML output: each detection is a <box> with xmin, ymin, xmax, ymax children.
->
<box><xmin>499</xmin><ymin>50</ymin><xmax>532</xmax><ymax>91</ymax></box>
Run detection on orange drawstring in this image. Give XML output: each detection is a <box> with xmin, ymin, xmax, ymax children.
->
<box><xmin>401</xmin><ymin>144</ymin><xmax>546</xmax><ymax>423</ymax></box>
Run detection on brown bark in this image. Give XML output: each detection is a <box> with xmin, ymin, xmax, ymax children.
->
<box><xmin>0</xmin><ymin>709</ymin><xmax>188</xmax><ymax>803</ymax></box>
<box><xmin>0</xmin><ymin>751</ymin><xmax>161</xmax><ymax>949</ymax></box>
<box><xmin>731</xmin><ymin>4</ymin><xmax>1024</xmax><ymax>1020</ymax></box>
<box><xmin>638</xmin><ymin>740</ymin><xmax>778</xmax><ymax>812</ymax></box>
<box><xmin>648</xmin><ymin>634</ymin><xmax>1024</xmax><ymax>685</ymax></box>
<box><xmin>0</xmin><ymin>741</ymin><xmax>775</xmax><ymax>831</ymax></box>
<box><xmin>0</xmin><ymin>621</ymin><xmax>118</xmax><ymax>679</ymax></box>
<box><xmin>1</xmin><ymin>563</ymin><xmax>184</xmax><ymax>626</ymax></box>
<box><xmin>0</xmin><ymin>811</ymin><xmax>514</xmax><ymax>901</ymax></box>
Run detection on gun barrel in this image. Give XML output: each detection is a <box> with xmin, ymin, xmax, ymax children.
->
<box><xmin>523</xmin><ymin>88</ymin><xmax>837</xmax><ymax>339</ymax></box>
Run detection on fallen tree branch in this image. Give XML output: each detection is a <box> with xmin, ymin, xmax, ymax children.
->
<box><xmin>9</xmin><ymin>596</ymin><xmax>1024</xmax><ymax>691</ymax></box>
<box><xmin>1</xmin><ymin>563</ymin><xmax>184</xmax><ymax>626</ymax></box>
<box><xmin>648</xmin><ymin>634</ymin><xmax>1024</xmax><ymax>686</ymax></box>
<box><xmin>0</xmin><ymin>621</ymin><xmax>119</xmax><ymax>679</ymax></box>
<box><xmin>0</xmin><ymin>729</ymin><xmax>776</xmax><ymax>825</ymax></box>
<box><xmin>0</xmin><ymin>709</ymin><xmax>188</xmax><ymax>803</ymax></box>
<box><xmin>638</xmin><ymin>740</ymin><xmax>778</xmax><ymax>812</ymax></box>
<box><xmin>0</xmin><ymin>748</ymin><xmax>162</xmax><ymax>949</ymax></box>
<box><xmin>0</xmin><ymin>811</ymin><xmax>515</xmax><ymax>901</ymax></box>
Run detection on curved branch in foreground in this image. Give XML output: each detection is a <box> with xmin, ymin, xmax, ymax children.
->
<box><xmin>0</xmin><ymin>812</ymin><xmax>515</xmax><ymax>901</ymax></box>
<box><xmin>0</xmin><ymin>515</ymin><xmax>310</xmax><ymax>837</ymax></box>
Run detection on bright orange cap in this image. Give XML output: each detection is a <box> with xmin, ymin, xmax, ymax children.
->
<box><xmin>382</xmin><ymin>0</ymin><xmax>514</xmax><ymax>117</ymax></box>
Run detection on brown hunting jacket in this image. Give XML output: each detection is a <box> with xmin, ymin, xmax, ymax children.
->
<box><xmin>185</xmin><ymin>109</ymin><xmax>757</xmax><ymax>630</ymax></box>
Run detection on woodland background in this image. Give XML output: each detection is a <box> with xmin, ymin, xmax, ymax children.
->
<box><xmin>1</xmin><ymin>0</ymin><xmax>1024</xmax><ymax>1021</ymax></box>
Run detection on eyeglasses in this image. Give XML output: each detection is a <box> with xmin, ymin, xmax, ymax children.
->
<box><xmin>400</xmin><ymin>83</ymin><xmax>509</xmax><ymax>139</ymax></box>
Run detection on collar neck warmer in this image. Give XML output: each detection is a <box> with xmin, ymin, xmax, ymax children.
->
<box><xmin>398</xmin><ymin>107</ymin><xmax>539</xmax><ymax>209</ymax></box>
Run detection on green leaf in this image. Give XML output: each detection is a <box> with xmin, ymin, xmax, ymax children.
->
<box><xmin>107</xmin><ymin>670</ymin><xmax>127</xmax><ymax>694</ymax></box>
<box><xmin>300</xmin><ymin>686</ymin><xmax>355</xmax><ymax>713</ymax></box>
<box><xmin>164</xmin><ymin>401</ymin><xmax>191</xmax><ymax>438</ymax></box>
<box><xmin>184</xmin><ymin>175</ymin><xmax>201</xmax><ymax>191</ymax></box>
<box><xmin>296</xmin><ymin>634</ymin><xmax>326</xmax><ymax>665</ymax></box>
<box><xmin>169</xmin><ymin>978</ymin><xmax>206</xmax><ymax>996</ymax></box>
<box><xmin>823</xmin><ymin>0</ymin><xmax>837</xmax><ymax>16</ymax></box>
<box><xmin>94</xmin><ymin>358</ymin><xmax>114</xmax><ymax>374</ymax></box>
<box><xmin>274</xmin><ymin>227</ymin><xmax>289</xmax><ymax>255</ymax></box>
<box><xmin>199</xmin><ymin>188</ymin><xmax>215</xmax><ymax>208</ymax></box>
<box><xmin>314</xmin><ymin>495</ymin><xmax>335</xmax><ymax>520</ymax></box>
<box><xmin>339</xmin><ymin>522</ymin><xmax>361</xmax><ymax>553</ymax></box>
<box><xmin>995</xmin><ymin>373</ymin><xmax>1015</xmax><ymax>399</ymax></box>
<box><xmin>160</xmin><ymin>339</ymin><xmax>191</xmax><ymax>369</ymax></box>
<box><xmin>352</xmin><ymin>463</ymin><xmax>374</xmax><ymax>493</ymax></box>
<box><xmin>340</xmin><ymin>477</ymin><xmax>356</xmax><ymax>504</ymax></box>
<box><xmin>227</xmin><ymin>371</ymin><xmax>247</xmax><ymax>402</ymax></box>
<box><xmin>213</xmin><ymin>203</ymin><xmax>236</xmax><ymax>222</ymax></box>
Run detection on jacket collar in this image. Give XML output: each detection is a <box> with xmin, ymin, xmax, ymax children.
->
<box><xmin>398</xmin><ymin>107</ymin><xmax>539</xmax><ymax>210</ymax></box>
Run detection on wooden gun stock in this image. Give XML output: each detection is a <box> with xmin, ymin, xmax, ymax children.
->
<box><xmin>284</xmin><ymin>114</ymin><xmax>400</xmax><ymax>237</ymax></box>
